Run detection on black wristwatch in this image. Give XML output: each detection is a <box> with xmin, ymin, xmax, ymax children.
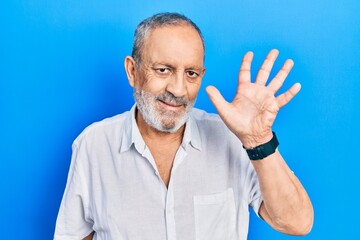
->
<box><xmin>243</xmin><ymin>132</ymin><xmax>279</xmax><ymax>160</ymax></box>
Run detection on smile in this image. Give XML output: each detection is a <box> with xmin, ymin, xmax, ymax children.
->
<box><xmin>158</xmin><ymin>99</ymin><xmax>184</xmax><ymax>109</ymax></box>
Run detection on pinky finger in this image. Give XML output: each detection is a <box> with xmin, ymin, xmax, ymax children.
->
<box><xmin>277</xmin><ymin>83</ymin><xmax>301</xmax><ymax>108</ymax></box>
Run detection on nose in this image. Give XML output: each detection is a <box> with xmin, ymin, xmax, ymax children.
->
<box><xmin>166</xmin><ymin>71</ymin><xmax>186</xmax><ymax>98</ymax></box>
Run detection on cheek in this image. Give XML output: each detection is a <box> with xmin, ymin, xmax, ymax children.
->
<box><xmin>135</xmin><ymin>71</ymin><xmax>166</xmax><ymax>93</ymax></box>
<box><xmin>187</xmin><ymin>83</ymin><xmax>201</xmax><ymax>101</ymax></box>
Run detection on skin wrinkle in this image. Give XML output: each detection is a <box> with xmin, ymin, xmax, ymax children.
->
<box><xmin>128</xmin><ymin>24</ymin><xmax>204</xmax><ymax>136</ymax></box>
<box><xmin>135</xmin><ymin>22</ymin><xmax>205</xmax><ymax>67</ymax></box>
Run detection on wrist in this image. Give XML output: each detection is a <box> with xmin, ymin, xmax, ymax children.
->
<box><xmin>240</xmin><ymin>131</ymin><xmax>274</xmax><ymax>149</ymax></box>
<box><xmin>243</xmin><ymin>131</ymin><xmax>279</xmax><ymax>160</ymax></box>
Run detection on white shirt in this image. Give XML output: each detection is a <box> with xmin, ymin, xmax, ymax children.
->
<box><xmin>54</xmin><ymin>105</ymin><xmax>263</xmax><ymax>240</ymax></box>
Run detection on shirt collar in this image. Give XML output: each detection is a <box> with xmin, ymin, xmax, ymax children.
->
<box><xmin>120</xmin><ymin>104</ymin><xmax>146</xmax><ymax>154</ymax></box>
<box><xmin>182</xmin><ymin>111</ymin><xmax>202</xmax><ymax>151</ymax></box>
<box><xmin>119</xmin><ymin>105</ymin><xmax>202</xmax><ymax>153</ymax></box>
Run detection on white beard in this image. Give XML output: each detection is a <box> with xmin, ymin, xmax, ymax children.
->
<box><xmin>134</xmin><ymin>88</ymin><xmax>195</xmax><ymax>133</ymax></box>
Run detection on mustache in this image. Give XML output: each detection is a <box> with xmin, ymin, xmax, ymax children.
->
<box><xmin>155</xmin><ymin>91</ymin><xmax>189</xmax><ymax>106</ymax></box>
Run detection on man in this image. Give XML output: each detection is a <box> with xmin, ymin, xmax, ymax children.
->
<box><xmin>54</xmin><ymin>12</ymin><xmax>313</xmax><ymax>240</ymax></box>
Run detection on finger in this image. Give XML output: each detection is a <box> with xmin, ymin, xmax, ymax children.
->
<box><xmin>238</xmin><ymin>51</ymin><xmax>254</xmax><ymax>85</ymax></box>
<box><xmin>206</xmin><ymin>85</ymin><xmax>230</xmax><ymax>116</ymax></box>
<box><xmin>277</xmin><ymin>83</ymin><xmax>301</xmax><ymax>108</ymax></box>
<box><xmin>268</xmin><ymin>59</ymin><xmax>294</xmax><ymax>93</ymax></box>
<box><xmin>255</xmin><ymin>49</ymin><xmax>279</xmax><ymax>85</ymax></box>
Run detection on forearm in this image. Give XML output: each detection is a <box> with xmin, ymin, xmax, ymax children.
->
<box><xmin>251</xmin><ymin>149</ymin><xmax>314</xmax><ymax>235</ymax></box>
<box><xmin>207</xmin><ymin>48</ymin><xmax>312</xmax><ymax>234</ymax></box>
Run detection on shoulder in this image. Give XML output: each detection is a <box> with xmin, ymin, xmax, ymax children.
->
<box><xmin>190</xmin><ymin>108</ymin><xmax>237</xmax><ymax>143</ymax></box>
<box><xmin>190</xmin><ymin>108</ymin><xmax>227</xmax><ymax>130</ymax></box>
<box><xmin>190</xmin><ymin>108</ymin><xmax>250</xmax><ymax>162</ymax></box>
<box><xmin>73</xmin><ymin>110</ymin><xmax>131</xmax><ymax>147</ymax></box>
<box><xmin>190</xmin><ymin>108</ymin><xmax>244</xmax><ymax>145</ymax></box>
<box><xmin>191</xmin><ymin>108</ymin><xmax>222</xmax><ymax>123</ymax></box>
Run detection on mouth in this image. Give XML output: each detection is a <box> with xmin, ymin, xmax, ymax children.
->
<box><xmin>158</xmin><ymin>99</ymin><xmax>184</xmax><ymax>109</ymax></box>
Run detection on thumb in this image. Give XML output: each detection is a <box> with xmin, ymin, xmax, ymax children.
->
<box><xmin>206</xmin><ymin>86</ymin><xmax>229</xmax><ymax>115</ymax></box>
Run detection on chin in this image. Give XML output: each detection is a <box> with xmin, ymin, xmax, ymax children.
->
<box><xmin>159</xmin><ymin>121</ymin><xmax>182</xmax><ymax>133</ymax></box>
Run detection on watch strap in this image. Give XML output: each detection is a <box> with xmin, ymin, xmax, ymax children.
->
<box><xmin>244</xmin><ymin>132</ymin><xmax>279</xmax><ymax>160</ymax></box>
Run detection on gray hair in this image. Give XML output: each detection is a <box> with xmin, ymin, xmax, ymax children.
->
<box><xmin>131</xmin><ymin>12</ymin><xmax>205</xmax><ymax>66</ymax></box>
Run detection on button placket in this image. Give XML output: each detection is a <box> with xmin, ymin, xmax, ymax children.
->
<box><xmin>165</xmin><ymin>181</ymin><xmax>176</xmax><ymax>240</ymax></box>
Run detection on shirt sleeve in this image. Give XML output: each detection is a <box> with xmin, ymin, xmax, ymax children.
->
<box><xmin>54</xmin><ymin>142</ymin><xmax>93</xmax><ymax>240</ymax></box>
<box><xmin>248</xmin><ymin>169</ymin><xmax>263</xmax><ymax>218</ymax></box>
<box><xmin>243</xmin><ymin>150</ymin><xmax>263</xmax><ymax>218</ymax></box>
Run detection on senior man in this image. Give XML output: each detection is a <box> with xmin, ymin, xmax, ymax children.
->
<box><xmin>54</xmin><ymin>12</ymin><xmax>313</xmax><ymax>240</ymax></box>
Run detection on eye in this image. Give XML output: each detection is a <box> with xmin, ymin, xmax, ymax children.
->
<box><xmin>186</xmin><ymin>70</ymin><xmax>199</xmax><ymax>78</ymax></box>
<box><xmin>155</xmin><ymin>68</ymin><xmax>171</xmax><ymax>74</ymax></box>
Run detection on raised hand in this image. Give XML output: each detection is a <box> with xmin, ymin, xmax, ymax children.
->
<box><xmin>206</xmin><ymin>49</ymin><xmax>301</xmax><ymax>148</ymax></box>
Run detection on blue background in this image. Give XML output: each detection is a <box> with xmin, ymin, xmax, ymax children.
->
<box><xmin>1</xmin><ymin>0</ymin><xmax>359</xmax><ymax>239</ymax></box>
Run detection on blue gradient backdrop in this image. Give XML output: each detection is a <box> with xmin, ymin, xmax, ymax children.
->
<box><xmin>1</xmin><ymin>1</ymin><xmax>359</xmax><ymax>239</ymax></box>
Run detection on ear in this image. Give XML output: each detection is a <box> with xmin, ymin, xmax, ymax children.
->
<box><xmin>124</xmin><ymin>56</ymin><xmax>137</xmax><ymax>87</ymax></box>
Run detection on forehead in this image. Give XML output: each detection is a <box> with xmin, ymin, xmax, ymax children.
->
<box><xmin>141</xmin><ymin>24</ymin><xmax>204</xmax><ymax>67</ymax></box>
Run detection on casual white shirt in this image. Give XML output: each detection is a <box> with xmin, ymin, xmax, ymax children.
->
<box><xmin>54</xmin><ymin>105</ymin><xmax>263</xmax><ymax>240</ymax></box>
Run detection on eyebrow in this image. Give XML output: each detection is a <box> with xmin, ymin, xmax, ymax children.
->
<box><xmin>151</xmin><ymin>62</ymin><xmax>203</xmax><ymax>70</ymax></box>
<box><xmin>186</xmin><ymin>66</ymin><xmax>204</xmax><ymax>71</ymax></box>
<box><xmin>151</xmin><ymin>62</ymin><xmax>175</xmax><ymax>68</ymax></box>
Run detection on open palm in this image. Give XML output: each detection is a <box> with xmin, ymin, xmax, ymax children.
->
<box><xmin>206</xmin><ymin>49</ymin><xmax>301</xmax><ymax>148</ymax></box>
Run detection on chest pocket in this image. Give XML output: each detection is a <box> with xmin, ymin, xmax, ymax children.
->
<box><xmin>193</xmin><ymin>188</ymin><xmax>236</xmax><ymax>240</ymax></box>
